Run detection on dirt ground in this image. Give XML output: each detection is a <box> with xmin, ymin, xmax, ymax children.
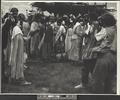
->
<box><xmin>2</xmin><ymin>58</ymin><xmax>90</xmax><ymax>93</ymax></box>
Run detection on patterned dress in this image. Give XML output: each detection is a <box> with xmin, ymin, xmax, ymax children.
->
<box><xmin>55</xmin><ymin>25</ymin><xmax>66</xmax><ymax>54</ymax></box>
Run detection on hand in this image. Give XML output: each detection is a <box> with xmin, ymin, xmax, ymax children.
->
<box><xmin>23</xmin><ymin>36</ymin><xmax>31</xmax><ymax>41</ymax></box>
<box><xmin>92</xmin><ymin>47</ymin><xmax>100</xmax><ymax>52</ymax></box>
<box><xmin>27</xmin><ymin>36</ymin><xmax>31</xmax><ymax>40</ymax></box>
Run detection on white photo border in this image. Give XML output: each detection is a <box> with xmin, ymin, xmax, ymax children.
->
<box><xmin>1</xmin><ymin>0</ymin><xmax>120</xmax><ymax>95</ymax></box>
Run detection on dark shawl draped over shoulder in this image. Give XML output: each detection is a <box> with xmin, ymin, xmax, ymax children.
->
<box><xmin>2</xmin><ymin>19</ymin><xmax>12</xmax><ymax>49</ymax></box>
<box><xmin>82</xmin><ymin>21</ymin><xmax>99</xmax><ymax>60</ymax></box>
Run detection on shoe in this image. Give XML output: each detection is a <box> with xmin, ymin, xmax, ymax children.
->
<box><xmin>74</xmin><ymin>83</ymin><xmax>86</xmax><ymax>89</ymax></box>
<box><xmin>24</xmin><ymin>65</ymin><xmax>28</xmax><ymax>69</ymax></box>
<box><xmin>19</xmin><ymin>81</ymin><xmax>32</xmax><ymax>86</ymax></box>
<box><xmin>24</xmin><ymin>65</ymin><xmax>28</xmax><ymax>70</ymax></box>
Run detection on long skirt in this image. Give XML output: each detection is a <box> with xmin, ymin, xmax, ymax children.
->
<box><xmin>90</xmin><ymin>52</ymin><xmax>116</xmax><ymax>93</ymax></box>
<box><xmin>65</xmin><ymin>36</ymin><xmax>72</xmax><ymax>55</ymax></box>
<box><xmin>55</xmin><ymin>35</ymin><xmax>65</xmax><ymax>54</ymax></box>
<box><xmin>69</xmin><ymin>39</ymin><xmax>80</xmax><ymax>61</ymax></box>
<box><xmin>30</xmin><ymin>33</ymin><xmax>40</xmax><ymax>57</ymax></box>
<box><xmin>42</xmin><ymin>42</ymin><xmax>52</xmax><ymax>59</ymax></box>
<box><xmin>9</xmin><ymin>34</ymin><xmax>24</xmax><ymax>80</ymax></box>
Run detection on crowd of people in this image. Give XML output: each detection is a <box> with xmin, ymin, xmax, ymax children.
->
<box><xmin>2</xmin><ymin>6</ymin><xmax>117</xmax><ymax>93</ymax></box>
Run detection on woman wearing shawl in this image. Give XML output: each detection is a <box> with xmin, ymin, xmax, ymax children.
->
<box><xmin>90</xmin><ymin>13</ymin><xmax>117</xmax><ymax>93</ymax></box>
<box><xmin>2</xmin><ymin>8</ymin><xmax>18</xmax><ymax>82</ymax></box>
<box><xmin>75</xmin><ymin>13</ymin><xmax>99</xmax><ymax>89</ymax></box>
<box><xmin>29</xmin><ymin>14</ymin><xmax>42</xmax><ymax>57</ymax></box>
<box><xmin>22</xmin><ymin>20</ymin><xmax>30</xmax><ymax>57</ymax></box>
<box><xmin>69</xmin><ymin>18</ymin><xmax>86</xmax><ymax>63</ymax></box>
<box><xmin>55</xmin><ymin>20</ymin><xmax>66</xmax><ymax>60</ymax></box>
<box><xmin>65</xmin><ymin>22</ymin><xmax>74</xmax><ymax>60</ymax></box>
<box><xmin>9</xmin><ymin>14</ymin><xmax>31</xmax><ymax>85</ymax></box>
<box><xmin>42</xmin><ymin>19</ymin><xmax>54</xmax><ymax>61</ymax></box>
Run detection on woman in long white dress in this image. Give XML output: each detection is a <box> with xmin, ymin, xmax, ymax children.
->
<box><xmin>9</xmin><ymin>14</ymin><xmax>31</xmax><ymax>85</ymax></box>
<box><xmin>69</xmin><ymin>19</ymin><xmax>86</xmax><ymax>62</ymax></box>
<box><xmin>65</xmin><ymin>23</ymin><xmax>74</xmax><ymax>60</ymax></box>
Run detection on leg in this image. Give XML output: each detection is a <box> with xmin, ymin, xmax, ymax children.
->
<box><xmin>2</xmin><ymin>49</ymin><xmax>5</xmax><ymax>82</ymax></box>
<box><xmin>82</xmin><ymin>60</ymin><xmax>90</xmax><ymax>85</ymax></box>
<box><xmin>82</xmin><ymin>59</ymin><xmax>96</xmax><ymax>85</ymax></box>
<box><xmin>75</xmin><ymin>59</ymin><xmax>96</xmax><ymax>88</ymax></box>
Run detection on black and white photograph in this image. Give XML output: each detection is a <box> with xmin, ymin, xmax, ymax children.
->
<box><xmin>1</xmin><ymin>1</ymin><xmax>117</xmax><ymax>94</ymax></box>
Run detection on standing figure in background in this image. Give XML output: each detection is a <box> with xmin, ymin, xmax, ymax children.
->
<box><xmin>42</xmin><ymin>18</ymin><xmax>54</xmax><ymax>61</ymax></box>
<box><xmin>75</xmin><ymin>18</ymin><xmax>87</xmax><ymax>61</ymax></box>
<box><xmin>55</xmin><ymin>19</ymin><xmax>66</xmax><ymax>61</ymax></box>
<box><xmin>53</xmin><ymin>20</ymin><xmax>60</xmax><ymax>57</ymax></box>
<box><xmin>22</xmin><ymin>17</ymin><xmax>30</xmax><ymax>59</ymax></box>
<box><xmin>69</xmin><ymin>18</ymin><xmax>85</xmax><ymax>63</ymax></box>
<box><xmin>29</xmin><ymin>14</ymin><xmax>41</xmax><ymax>58</ymax></box>
<box><xmin>68</xmin><ymin>19</ymin><xmax>80</xmax><ymax>63</ymax></box>
<box><xmin>37</xmin><ymin>17</ymin><xmax>46</xmax><ymax>58</ymax></box>
<box><xmin>65</xmin><ymin>22</ymin><xmax>74</xmax><ymax>60</ymax></box>
<box><xmin>75</xmin><ymin>12</ymin><xmax>99</xmax><ymax>88</ymax></box>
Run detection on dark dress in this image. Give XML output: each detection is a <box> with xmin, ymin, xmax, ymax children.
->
<box><xmin>2</xmin><ymin>18</ymin><xmax>13</xmax><ymax>81</ymax></box>
<box><xmin>81</xmin><ymin>21</ymin><xmax>99</xmax><ymax>85</ymax></box>
<box><xmin>55</xmin><ymin>25</ymin><xmax>66</xmax><ymax>54</ymax></box>
<box><xmin>42</xmin><ymin>24</ymin><xmax>53</xmax><ymax>59</ymax></box>
<box><xmin>91</xmin><ymin>26</ymin><xmax>117</xmax><ymax>93</ymax></box>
